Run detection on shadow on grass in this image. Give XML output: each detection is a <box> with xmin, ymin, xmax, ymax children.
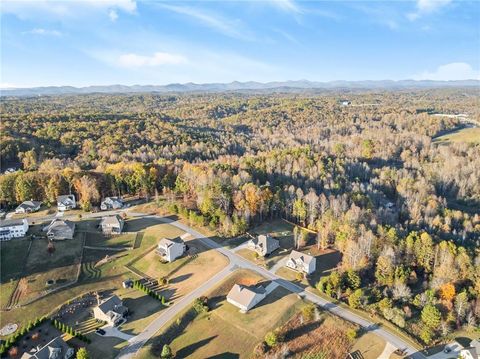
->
<box><xmin>208</xmin><ymin>352</ymin><xmax>239</xmax><ymax>359</ymax></box>
<box><xmin>175</xmin><ymin>335</ymin><xmax>217</xmax><ymax>358</ymax></box>
<box><xmin>169</xmin><ymin>273</ymin><xmax>193</xmax><ymax>284</ymax></box>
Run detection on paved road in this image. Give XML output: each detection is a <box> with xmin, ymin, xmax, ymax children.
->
<box><xmin>14</xmin><ymin>209</ymin><xmax>425</xmax><ymax>358</ymax></box>
<box><xmin>117</xmin><ymin>264</ymin><xmax>234</xmax><ymax>358</ymax></box>
<box><xmin>117</xmin><ymin>214</ymin><xmax>426</xmax><ymax>359</ymax></box>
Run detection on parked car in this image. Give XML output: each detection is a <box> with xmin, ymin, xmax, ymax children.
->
<box><xmin>95</xmin><ymin>329</ymin><xmax>106</xmax><ymax>335</ymax></box>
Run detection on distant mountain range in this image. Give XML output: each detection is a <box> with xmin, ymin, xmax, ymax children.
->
<box><xmin>1</xmin><ymin>80</ymin><xmax>479</xmax><ymax>96</ymax></box>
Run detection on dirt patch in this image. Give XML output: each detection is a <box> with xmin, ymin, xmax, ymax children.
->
<box><xmin>259</xmin><ymin>313</ymin><xmax>355</xmax><ymax>359</ymax></box>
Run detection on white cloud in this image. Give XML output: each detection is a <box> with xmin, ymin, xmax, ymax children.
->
<box><xmin>413</xmin><ymin>62</ymin><xmax>480</xmax><ymax>80</ymax></box>
<box><xmin>1</xmin><ymin>0</ymin><xmax>136</xmax><ymax>20</ymax></box>
<box><xmin>23</xmin><ymin>28</ymin><xmax>63</xmax><ymax>36</ymax></box>
<box><xmin>270</xmin><ymin>0</ymin><xmax>303</xmax><ymax>14</ymax></box>
<box><xmin>159</xmin><ymin>4</ymin><xmax>253</xmax><ymax>41</ymax></box>
<box><xmin>109</xmin><ymin>9</ymin><xmax>118</xmax><ymax>22</ymax></box>
<box><xmin>117</xmin><ymin>52</ymin><xmax>188</xmax><ymax>68</ymax></box>
<box><xmin>407</xmin><ymin>0</ymin><xmax>452</xmax><ymax>20</ymax></box>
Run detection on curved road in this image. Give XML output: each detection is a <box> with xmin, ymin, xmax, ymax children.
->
<box><xmin>116</xmin><ymin>213</ymin><xmax>426</xmax><ymax>359</ymax></box>
<box><xmin>12</xmin><ymin>208</ymin><xmax>424</xmax><ymax>358</ymax></box>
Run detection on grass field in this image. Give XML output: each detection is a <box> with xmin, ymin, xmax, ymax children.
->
<box><xmin>132</xmin><ymin>239</ymin><xmax>228</xmax><ymax>301</ymax></box>
<box><xmin>434</xmin><ymin>126</ymin><xmax>480</xmax><ymax>144</ymax></box>
<box><xmin>0</xmin><ymin>217</ymin><xmax>205</xmax><ymax>332</ymax></box>
<box><xmin>85</xmin><ymin>231</ymin><xmax>136</xmax><ymax>248</ymax></box>
<box><xmin>138</xmin><ymin>269</ymin><xmax>302</xmax><ymax>359</ymax></box>
<box><xmin>0</xmin><ymin>239</ymin><xmax>31</xmax><ymax>282</ymax></box>
<box><xmin>351</xmin><ymin>332</ymin><xmax>387</xmax><ymax>359</ymax></box>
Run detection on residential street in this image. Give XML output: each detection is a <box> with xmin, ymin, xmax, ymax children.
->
<box><xmin>116</xmin><ymin>213</ymin><xmax>427</xmax><ymax>359</ymax></box>
<box><xmin>16</xmin><ymin>208</ymin><xmax>425</xmax><ymax>359</ymax></box>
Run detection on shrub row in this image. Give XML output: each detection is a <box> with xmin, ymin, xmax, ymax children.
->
<box><xmin>51</xmin><ymin>319</ymin><xmax>91</xmax><ymax>343</ymax></box>
<box><xmin>133</xmin><ymin>280</ymin><xmax>168</xmax><ymax>305</ymax></box>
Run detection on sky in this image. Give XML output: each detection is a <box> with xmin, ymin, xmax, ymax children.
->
<box><xmin>1</xmin><ymin>0</ymin><xmax>479</xmax><ymax>87</ymax></box>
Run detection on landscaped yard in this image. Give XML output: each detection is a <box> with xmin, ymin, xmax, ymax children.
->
<box><xmin>138</xmin><ymin>269</ymin><xmax>302</xmax><ymax>359</ymax></box>
<box><xmin>0</xmin><ymin>218</ymin><xmax>194</xmax><ymax>332</ymax></box>
<box><xmin>131</xmin><ymin>238</ymin><xmax>228</xmax><ymax>301</ymax></box>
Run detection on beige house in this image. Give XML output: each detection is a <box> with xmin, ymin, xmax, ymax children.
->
<box><xmin>93</xmin><ymin>295</ymin><xmax>128</xmax><ymax>327</ymax></box>
<box><xmin>247</xmin><ymin>234</ymin><xmax>280</xmax><ymax>256</ymax></box>
<box><xmin>286</xmin><ymin>250</ymin><xmax>316</xmax><ymax>274</ymax></box>
<box><xmin>20</xmin><ymin>336</ymin><xmax>74</xmax><ymax>359</ymax></box>
<box><xmin>44</xmin><ymin>219</ymin><xmax>76</xmax><ymax>240</ymax></box>
<box><xmin>227</xmin><ymin>282</ymin><xmax>277</xmax><ymax>312</ymax></box>
<box><xmin>100</xmin><ymin>214</ymin><xmax>124</xmax><ymax>235</ymax></box>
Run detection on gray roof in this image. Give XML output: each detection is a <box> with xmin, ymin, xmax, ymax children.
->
<box><xmin>158</xmin><ymin>237</ymin><xmax>185</xmax><ymax>248</ymax></box>
<box><xmin>289</xmin><ymin>250</ymin><xmax>315</xmax><ymax>265</ymax></box>
<box><xmin>227</xmin><ymin>284</ymin><xmax>266</xmax><ymax>308</ymax></box>
<box><xmin>97</xmin><ymin>295</ymin><xmax>126</xmax><ymax>315</ymax></box>
<box><xmin>57</xmin><ymin>195</ymin><xmax>75</xmax><ymax>204</ymax></box>
<box><xmin>22</xmin><ymin>336</ymin><xmax>71</xmax><ymax>359</ymax></box>
<box><xmin>46</xmin><ymin>219</ymin><xmax>75</xmax><ymax>231</ymax></box>
<box><xmin>100</xmin><ymin>214</ymin><xmax>123</xmax><ymax>227</ymax></box>
<box><xmin>0</xmin><ymin>218</ymin><xmax>27</xmax><ymax>228</ymax></box>
<box><xmin>16</xmin><ymin>201</ymin><xmax>41</xmax><ymax>210</ymax></box>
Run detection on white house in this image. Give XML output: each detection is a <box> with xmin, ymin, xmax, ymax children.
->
<box><xmin>100</xmin><ymin>214</ymin><xmax>124</xmax><ymax>235</ymax></box>
<box><xmin>286</xmin><ymin>250</ymin><xmax>316</xmax><ymax>274</ymax></box>
<box><xmin>227</xmin><ymin>282</ymin><xmax>277</xmax><ymax>312</ymax></box>
<box><xmin>15</xmin><ymin>200</ymin><xmax>42</xmax><ymax>214</ymax></box>
<box><xmin>93</xmin><ymin>295</ymin><xmax>128</xmax><ymax>327</ymax></box>
<box><xmin>459</xmin><ymin>339</ymin><xmax>480</xmax><ymax>359</ymax></box>
<box><xmin>100</xmin><ymin>197</ymin><xmax>124</xmax><ymax>211</ymax></box>
<box><xmin>0</xmin><ymin>219</ymin><xmax>29</xmax><ymax>241</ymax></box>
<box><xmin>20</xmin><ymin>336</ymin><xmax>74</xmax><ymax>359</ymax></box>
<box><xmin>247</xmin><ymin>234</ymin><xmax>280</xmax><ymax>256</ymax></box>
<box><xmin>156</xmin><ymin>237</ymin><xmax>186</xmax><ymax>262</ymax></box>
<box><xmin>57</xmin><ymin>195</ymin><xmax>76</xmax><ymax>211</ymax></box>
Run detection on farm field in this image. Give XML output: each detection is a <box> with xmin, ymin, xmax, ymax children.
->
<box><xmin>0</xmin><ymin>217</ymin><xmax>202</xmax><ymax>332</ymax></box>
<box><xmin>434</xmin><ymin>126</ymin><xmax>480</xmax><ymax>144</ymax></box>
<box><xmin>138</xmin><ymin>269</ymin><xmax>302</xmax><ymax>359</ymax></box>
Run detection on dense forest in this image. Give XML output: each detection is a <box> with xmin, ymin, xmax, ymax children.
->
<box><xmin>0</xmin><ymin>89</ymin><xmax>479</xmax><ymax>345</ymax></box>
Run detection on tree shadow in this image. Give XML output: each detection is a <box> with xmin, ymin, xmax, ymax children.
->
<box><xmin>168</xmin><ymin>273</ymin><xmax>193</xmax><ymax>284</ymax></box>
<box><xmin>175</xmin><ymin>335</ymin><xmax>217</xmax><ymax>358</ymax></box>
<box><xmin>208</xmin><ymin>352</ymin><xmax>240</xmax><ymax>359</ymax></box>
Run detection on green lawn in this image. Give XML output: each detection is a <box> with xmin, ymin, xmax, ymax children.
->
<box><xmin>118</xmin><ymin>287</ymin><xmax>165</xmax><ymax>336</ymax></box>
<box><xmin>0</xmin><ymin>239</ymin><xmax>30</xmax><ymax>282</ymax></box>
<box><xmin>138</xmin><ymin>269</ymin><xmax>302</xmax><ymax>359</ymax></box>
<box><xmin>85</xmin><ymin>231</ymin><xmax>136</xmax><ymax>249</ymax></box>
<box><xmin>0</xmin><ymin>219</ymin><xmax>192</xmax><ymax>332</ymax></box>
<box><xmin>434</xmin><ymin>127</ymin><xmax>480</xmax><ymax>144</ymax></box>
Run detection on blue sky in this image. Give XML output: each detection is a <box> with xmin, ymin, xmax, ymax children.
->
<box><xmin>1</xmin><ymin>0</ymin><xmax>479</xmax><ymax>87</ymax></box>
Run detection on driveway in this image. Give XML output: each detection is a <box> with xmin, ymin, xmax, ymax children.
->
<box><xmin>116</xmin><ymin>213</ymin><xmax>426</xmax><ymax>359</ymax></box>
<box><xmin>101</xmin><ymin>325</ymin><xmax>134</xmax><ymax>341</ymax></box>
